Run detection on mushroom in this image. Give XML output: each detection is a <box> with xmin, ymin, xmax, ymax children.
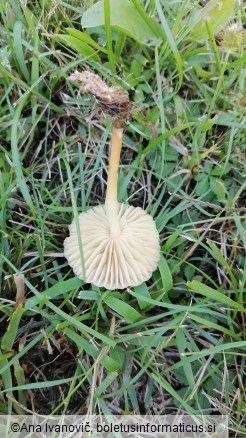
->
<box><xmin>64</xmin><ymin>72</ymin><xmax>160</xmax><ymax>289</ymax></box>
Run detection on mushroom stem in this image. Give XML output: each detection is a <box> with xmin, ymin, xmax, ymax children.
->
<box><xmin>105</xmin><ymin>124</ymin><xmax>123</xmax><ymax>237</ymax></box>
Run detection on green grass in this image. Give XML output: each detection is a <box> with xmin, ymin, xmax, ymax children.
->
<box><xmin>0</xmin><ymin>0</ymin><xmax>245</xmax><ymax>434</ymax></box>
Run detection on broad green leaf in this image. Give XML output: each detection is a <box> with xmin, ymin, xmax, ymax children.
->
<box><xmin>1</xmin><ymin>305</ymin><xmax>24</xmax><ymax>351</ymax></box>
<box><xmin>13</xmin><ymin>21</ymin><xmax>30</xmax><ymax>81</ymax></box>
<box><xmin>55</xmin><ymin>35</ymin><xmax>99</xmax><ymax>61</ymax></box>
<box><xmin>0</xmin><ymin>356</ymin><xmax>13</xmax><ymax>415</ymax></box>
<box><xmin>190</xmin><ymin>0</ymin><xmax>236</xmax><ymax>42</ymax></box>
<box><xmin>162</xmin><ymin>230</ymin><xmax>181</xmax><ymax>252</ymax></box>
<box><xmin>81</xmin><ymin>0</ymin><xmax>161</xmax><ymax>45</ymax></box>
<box><xmin>194</xmin><ymin>64</ymin><xmax>214</xmax><ymax>79</ymax></box>
<box><xmin>134</xmin><ymin>283</ymin><xmax>151</xmax><ymax>310</ymax></box>
<box><xmin>65</xmin><ymin>28</ymin><xmax>107</xmax><ymax>54</ymax></box>
<box><xmin>0</xmin><ymin>352</ymin><xmax>15</xmax><ymax>361</ymax></box>
<box><xmin>103</xmin><ymin>295</ymin><xmax>142</xmax><ymax>323</ymax></box>
<box><xmin>210</xmin><ymin>177</ymin><xmax>227</xmax><ymax>203</ymax></box>
<box><xmin>187</xmin><ymin>280</ymin><xmax>245</xmax><ymax>313</ymax></box>
<box><xmin>100</xmin><ymin>355</ymin><xmax>120</xmax><ymax>373</ymax></box>
<box><xmin>131</xmin><ymin>0</ymin><xmax>163</xmax><ymax>39</ymax></box>
<box><xmin>158</xmin><ymin>254</ymin><xmax>173</xmax><ymax>294</ymax></box>
<box><xmin>78</xmin><ymin>290</ymin><xmax>99</xmax><ymax>301</ymax></box>
<box><xmin>14</xmin><ymin>359</ymin><xmax>26</xmax><ymax>411</ymax></box>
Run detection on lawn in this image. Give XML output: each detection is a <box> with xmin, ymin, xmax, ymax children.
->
<box><xmin>0</xmin><ymin>0</ymin><xmax>245</xmax><ymax>435</ymax></box>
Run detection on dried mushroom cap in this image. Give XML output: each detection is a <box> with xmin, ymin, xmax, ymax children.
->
<box><xmin>64</xmin><ymin>204</ymin><xmax>160</xmax><ymax>290</ymax></box>
<box><xmin>68</xmin><ymin>70</ymin><xmax>131</xmax><ymax>118</ymax></box>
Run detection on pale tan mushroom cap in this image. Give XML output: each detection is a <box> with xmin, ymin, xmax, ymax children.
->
<box><xmin>64</xmin><ymin>204</ymin><xmax>160</xmax><ymax>290</ymax></box>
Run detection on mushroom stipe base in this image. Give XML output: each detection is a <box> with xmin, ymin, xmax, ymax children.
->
<box><xmin>64</xmin><ymin>203</ymin><xmax>160</xmax><ymax>290</ymax></box>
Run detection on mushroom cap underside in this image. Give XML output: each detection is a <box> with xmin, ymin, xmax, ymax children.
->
<box><xmin>64</xmin><ymin>203</ymin><xmax>160</xmax><ymax>290</ymax></box>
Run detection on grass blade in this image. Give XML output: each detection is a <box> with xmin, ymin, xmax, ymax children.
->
<box><xmin>155</xmin><ymin>0</ymin><xmax>183</xmax><ymax>89</ymax></box>
<box><xmin>104</xmin><ymin>0</ymin><xmax>116</xmax><ymax>74</ymax></box>
<box><xmin>187</xmin><ymin>280</ymin><xmax>245</xmax><ymax>312</ymax></box>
